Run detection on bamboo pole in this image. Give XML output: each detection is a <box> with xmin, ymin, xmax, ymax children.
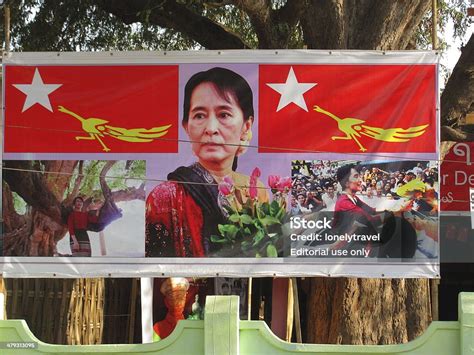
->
<box><xmin>432</xmin><ymin>0</ymin><xmax>438</xmax><ymax>50</ymax></box>
<box><xmin>286</xmin><ymin>278</ymin><xmax>294</xmax><ymax>341</ymax></box>
<box><xmin>430</xmin><ymin>279</ymin><xmax>440</xmax><ymax>321</ymax></box>
<box><xmin>291</xmin><ymin>278</ymin><xmax>302</xmax><ymax>343</ymax></box>
<box><xmin>4</xmin><ymin>4</ymin><xmax>10</xmax><ymax>53</ymax></box>
<box><xmin>128</xmin><ymin>278</ymin><xmax>138</xmax><ymax>343</ymax></box>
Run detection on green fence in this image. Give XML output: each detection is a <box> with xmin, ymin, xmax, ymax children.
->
<box><xmin>0</xmin><ymin>292</ymin><xmax>472</xmax><ymax>355</ymax></box>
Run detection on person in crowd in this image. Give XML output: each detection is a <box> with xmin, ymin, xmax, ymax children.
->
<box><xmin>304</xmin><ymin>191</ymin><xmax>324</xmax><ymax>212</ymax></box>
<box><xmin>290</xmin><ymin>196</ymin><xmax>302</xmax><ymax>216</ymax></box>
<box><xmin>321</xmin><ymin>184</ymin><xmax>338</xmax><ymax>211</ymax></box>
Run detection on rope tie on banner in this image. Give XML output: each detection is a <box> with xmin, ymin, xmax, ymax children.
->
<box><xmin>0</xmin><ymin>164</ymin><xmax>463</xmax><ymax>203</ymax></box>
<box><xmin>0</xmin><ymin>122</ymin><xmax>467</xmax><ymax>164</ymax></box>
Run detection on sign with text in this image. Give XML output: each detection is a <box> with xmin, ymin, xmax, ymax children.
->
<box><xmin>1</xmin><ymin>51</ymin><xmax>439</xmax><ymax>278</ymax></box>
<box><xmin>438</xmin><ymin>143</ymin><xmax>474</xmax><ymax>263</ymax></box>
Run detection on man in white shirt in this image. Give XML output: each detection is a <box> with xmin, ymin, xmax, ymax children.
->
<box><xmin>322</xmin><ymin>185</ymin><xmax>338</xmax><ymax>211</ymax></box>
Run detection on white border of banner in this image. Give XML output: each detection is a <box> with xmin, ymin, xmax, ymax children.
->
<box><xmin>0</xmin><ymin>256</ymin><xmax>439</xmax><ymax>278</ymax></box>
<box><xmin>3</xmin><ymin>50</ymin><xmax>439</xmax><ymax>65</ymax></box>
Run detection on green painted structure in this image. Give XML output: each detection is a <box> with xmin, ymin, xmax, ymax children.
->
<box><xmin>0</xmin><ymin>293</ymin><xmax>473</xmax><ymax>355</ymax></box>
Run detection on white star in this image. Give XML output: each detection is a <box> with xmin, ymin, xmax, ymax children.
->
<box><xmin>13</xmin><ymin>68</ymin><xmax>62</xmax><ymax>112</ymax></box>
<box><xmin>267</xmin><ymin>67</ymin><xmax>317</xmax><ymax>112</ymax></box>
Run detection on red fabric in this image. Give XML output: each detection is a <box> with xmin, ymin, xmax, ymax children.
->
<box><xmin>67</xmin><ymin>211</ymin><xmax>93</xmax><ymax>235</ymax></box>
<box><xmin>5</xmin><ymin>65</ymin><xmax>178</xmax><ymax>153</ymax></box>
<box><xmin>146</xmin><ymin>182</ymin><xmax>205</xmax><ymax>257</ymax></box>
<box><xmin>153</xmin><ymin>311</ymin><xmax>184</xmax><ymax>340</ymax></box>
<box><xmin>259</xmin><ymin>64</ymin><xmax>436</xmax><ymax>153</ymax></box>
<box><xmin>67</xmin><ymin>210</ymin><xmax>98</xmax><ymax>235</ymax></box>
<box><xmin>332</xmin><ymin>194</ymin><xmax>381</xmax><ymax>251</ymax></box>
<box><xmin>333</xmin><ymin>194</ymin><xmax>378</xmax><ymax>225</ymax></box>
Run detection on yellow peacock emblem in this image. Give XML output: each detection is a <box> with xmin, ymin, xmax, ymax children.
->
<box><xmin>313</xmin><ymin>105</ymin><xmax>429</xmax><ymax>152</ymax></box>
<box><xmin>57</xmin><ymin>106</ymin><xmax>172</xmax><ymax>152</ymax></box>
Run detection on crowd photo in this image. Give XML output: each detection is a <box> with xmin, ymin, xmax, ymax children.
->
<box><xmin>290</xmin><ymin>160</ymin><xmax>439</xmax><ymax>259</ymax></box>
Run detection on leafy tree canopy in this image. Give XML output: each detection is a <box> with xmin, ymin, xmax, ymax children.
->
<box><xmin>1</xmin><ymin>0</ymin><xmax>471</xmax><ymax>52</ymax></box>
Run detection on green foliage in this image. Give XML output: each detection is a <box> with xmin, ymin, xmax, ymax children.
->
<box><xmin>3</xmin><ymin>0</ymin><xmax>198</xmax><ymax>51</ymax></box>
<box><xmin>12</xmin><ymin>191</ymin><xmax>27</xmax><ymax>215</ymax></box>
<box><xmin>63</xmin><ymin>160</ymin><xmax>145</xmax><ymax>201</ymax></box>
<box><xmin>211</xmin><ymin>197</ymin><xmax>287</xmax><ymax>257</ymax></box>
<box><xmin>2</xmin><ymin>0</ymin><xmax>470</xmax><ymax>52</ymax></box>
<box><xmin>203</xmin><ymin>3</ymin><xmax>258</xmax><ymax>48</ymax></box>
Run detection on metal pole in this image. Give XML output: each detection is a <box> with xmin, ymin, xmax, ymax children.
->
<box><xmin>432</xmin><ymin>0</ymin><xmax>438</xmax><ymax>50</ymax></box>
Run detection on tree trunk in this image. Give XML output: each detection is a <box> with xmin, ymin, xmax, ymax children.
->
<box><xmin>307</xmin><ymin>278</ymin><xmax>431</xmax><ymax>344</ymax></box>
<box><xmin>3</xmin><ymin>161</ymin><xmax>77</xmax><ymax>256</ymax></box>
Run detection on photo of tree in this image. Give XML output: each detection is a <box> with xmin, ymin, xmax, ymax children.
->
<box><xmin>2</xmin><ymin>160</ymin><xmax>146</xmax><ymax>257</ymax></box>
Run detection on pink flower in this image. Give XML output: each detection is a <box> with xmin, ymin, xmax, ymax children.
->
<box><xmin>218</xmin><ymin>175</ymin><xmax>234</xmax><ymax>196</ymax></box>
<box><xmin>278</xmin><ymin>177</ymin><xmax>292</xmax><ymax>191</ymax></box>
<box><xmin>249</xmin><ymin>167</ymin><xmax>261</xmax><ymax>199</ymax></box>
<box><xmin>268</xmin><ymin>175</ymin><xmax>292</xmax><ymax>192</ymax></box>
<box><xmin>268</xmin><ymin>175</ymin><xmax>281</xmax><ymax>190</ymax></box>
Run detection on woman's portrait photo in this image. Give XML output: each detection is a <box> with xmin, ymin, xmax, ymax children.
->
<box><xmin>145</xmin><ymin>67</ymin><xmax>270</xmax><ymax>257</ymax></box>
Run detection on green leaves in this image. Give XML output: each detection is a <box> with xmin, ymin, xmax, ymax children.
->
<box><xmin>228</xmin><ymin>213</ymin><xmax>240</xmax><ymax>223</ymax></box>
<box><xmin>217</xmin><ymin>224</ymin><xmax>239</xmax><ymax>242</ymax></box>
<box><xmin>266</xmin><ymin>244</ymin><xmax>278</xmax><ymax>258</ymax></box>
<box><xmin>252</xmin><ymin>229</ymin><xmax>265</xmax><ymax>246</ymax></box>
<box><xmin>240</xmin><ymin>214</ymin><xmax>253</xmax><ymax>225</ymax></box>
<box><xmin>211</xmin><ymin>196</ymin><xmax>288</xmax><ymax>257</ymax></box>
<box><xmin>260</xmin><ymin>216</ymin><xmax>281</xmax><ymax>227</ymax></box>
<box><xmin>228</xmin><ymin>213</ymin><xmax>253</xmax><ymax>224</ymax></box>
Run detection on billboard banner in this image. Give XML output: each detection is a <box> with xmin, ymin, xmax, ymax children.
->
<box><xmin>1</xmin><ymin>51</ymin><xmax>439</xmax><ymax>277</ymax></box>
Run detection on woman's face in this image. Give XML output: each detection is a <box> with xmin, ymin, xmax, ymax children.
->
<box><xmin>74</xmin><ymin>198</ymin><xmax>83</xmax><ymax>210</ymax></box>
<box><xmin>346</xmin><ymin>168</ymin><xmax>361</xmax><ymax>192</ymax></box>
<box><xmin>184</xmin><ymin>82</ymin><xmax>251</xmax><ymax>167</ymax></box>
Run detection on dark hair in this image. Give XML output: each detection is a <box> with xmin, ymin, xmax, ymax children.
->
<box><xmin>336</xmin><ymin>163</ymin><xmax>357</xmax><ymax>189</ymax></box>
<box><xmin>73</xmin><ymin>196</ymin><xmax>84</xmax><ymax>204</ymax></box>
<box><xmin>182</xmin><ymin>67</ymin><xmax>254</xmax><ymax>125</ymax></box>
<box><xmin>425</xmin><ymin>177</ymin><xmax>434</xmax><ymax>186</ymax></box>
<box><xmin>182</xmin><ymin>67</ymin><xmax>254</xmax><ymax>171</ymax></box>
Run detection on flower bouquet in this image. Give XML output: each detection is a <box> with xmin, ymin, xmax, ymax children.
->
<box><xmin>211</xmin><ymin>168</ymin><xmax>291</xmax><ymax>257</ymax></box>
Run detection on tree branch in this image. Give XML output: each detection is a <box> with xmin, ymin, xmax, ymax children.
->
<box><xmin>111</xmin><ymin>183</ymin><xmax>146</xmax><ymax>203</ymax></box>
<box><xmin>441</xmin><ymin>34</ymin><xmax>474</xmax><ymax>128</ymax></box>
<box><xmin>441</xmin><ymin>125</ymin><xmax>474</xmax><ymax>142</ymax></box>
<box><xmin>2</xmin><ymin>182</ymin><xmax>27</xmax><ymax>233</ymax></box>
<box><xmin>65</xmin><ymin>160</ymin><xmax>84</xmax><ymax>204</ymax></box>
<box><xmin>233</xmin><ymin>0</ymin><xmax>304</xmax><ymax>48</ymax></box>
<box><xmin>232</xmin><ymin>0</ymin><xmax>272</xmax><ymax>48</ymax></box>
<box><xmin>99</xmin><ymin>160</ymin><xmax>117</xmax><ymax>200</ymax></box>
<box><xmin>95</xmin><ymin>0</ymin><xmax>248</xmax><ymax>49</ymax></box>
<box><xmin>3</xmin><ymin>161</ymin><xmax>62</xmax><ymax>224</ymax></box>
